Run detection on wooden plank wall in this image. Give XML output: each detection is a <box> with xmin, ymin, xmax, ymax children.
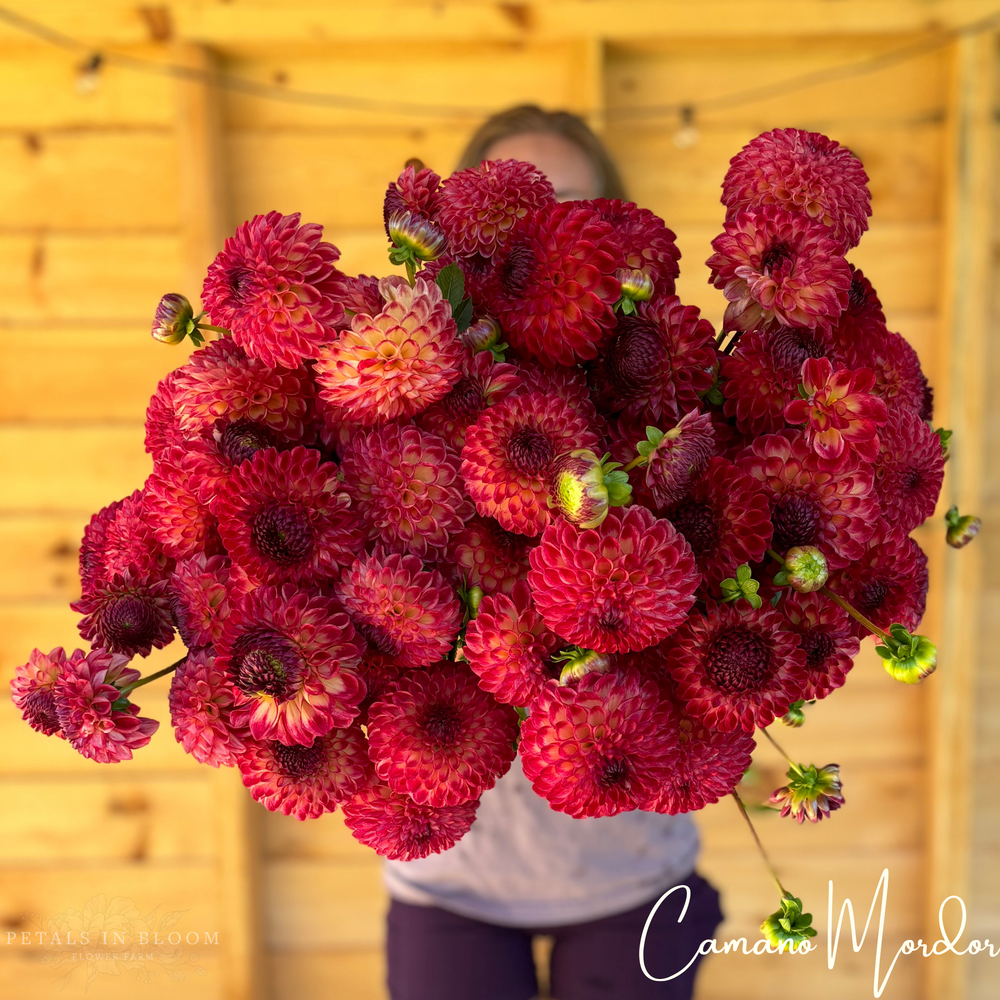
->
<box><xmin>0</xmin><ymin>4</ymin><xmax>995</xmax><ymax>1000</ymax></box>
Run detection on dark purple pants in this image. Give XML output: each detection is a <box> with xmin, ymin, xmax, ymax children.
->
<box><xmin>386</xmin><ymin>872</ymin><xmax>723</xmax><ymax>1000</ymax></box>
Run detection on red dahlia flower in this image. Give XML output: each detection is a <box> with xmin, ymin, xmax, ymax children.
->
<box><xmin>335</xmin><ymin>551</ymin><xmax>462</xmax><ymax>669</ymax></box>
<box><xmin>667</xmin><ymin>601</ymin><xmax>809</xmax><ymax>732</ymax></box>
<box><xmin>169</xmin><ymin>553</ymin><xmax>245</xmax><ymax>650</ymax></box>
<box><xmin>485</xmin><ymin>202</ymin><xmax>622</xmax><ymax>367</ymax></box>
<box><xmin>54</xmin><ymin>649</ymin><xmax>159</xmax><ymax>763</ymax></box>
<box><xmin>527</xmin><ymin>506</ymin><xmax>699</xmax><ymax>654</ymax></box>
<box><xmin>591</xmin><ymin>198</ymin><xmax>681</xmax><ymax>296</ymax></box>
<box><xmin>11</xmin><ymin>646</ymin><xmax>78</xmax><ymax>737</ymax></box>
<box><xmin>384</xmin><ymin>164</ymin><xmax>442</xmax><ymax>237</ymax></box>
<box><xmin>169</xmin><ymin>649</ymin><xmax>248</xmax><ymax>767</ymax></box>
<box><xmin>237</xmin><ymin>725</ymin><xmax>371</xmax><ymax>819</ymax></box>
<box><xmin>842</xmin><ymin>328</ymin><xmax>932</xmax><ymax>420</ymax></box>
<box><xmin>829</xmin><ymin>265</ymin><xmax>887</xmax><ymax>351</ymax></box>
<box><xmin>460</xmin><ymin>390</ymin><xmax>600</xmax><ymax>536</ymax></box>
<box><xmin>367</xmin><ymin>661</ymin><xmax>519</xmax><ymax>807</ymax></box>
<box><xmin>144</xmin><ymin>369</ymin><xmax>188</xmax><ymax>460</ymax></box>
<box><xmin>72</xmin><ymin>569</ymin><xmax>175</xmax><ymax>658</ymax></box>
<box><xmin>342</xmin><ymin>780</ymin><xmax>480</xmax><ymax>861</ymax></box>
<box><xmin>781</xmin><ymin>592</ymin><xmax>859</xmax><ymax>701</ymax></box>
<box><xmin>707</xmin><ymin>206</ymin><xmax>851</xmax><ymax>333</ymax></box>
<box><xmin>213</xmin><ymin>446</ymin><xmax>363</xmax><ymax>587</ymax></box>
<box><xmin>341</xmin><ymin>423</ymin><xmax>471</xmax><ymax>561</ymax></box>
<box><xmin>783</xmin><ymin>357</ymin><xmax>887</xmax><ymax>464</ymax></box>
<box><xmin>202</xmin><ymin>210</ymin><xmax>347</xmax><ymax>368</ymax></box>
<box><xmin>314</xmin><ymin>275</ymin><xmax>465</xmax><ymax>425</ymax></box>
<box><xmin>219</xmin><ymin>583</ymin><xmax>366</xmax><ymax>746</ymax></box>
<box><xmin>519</xmin><ymin>669</ymin><xmax>679</xmax><ymax>818</ymax></box>
<box><xmin>463</xmin><ymin>579</ymin><xmax>561</xmax><ymax>706</ymax></box>
<box><xmin>739</xmin><ymin>431</ymin><xmax>877</xmax><ymax>568</ymax></box>
<box><xmin>722</xmin><ymin>128</ymin><xmax>871</xmax><ymax>251</ymax></box>
<box><xmin>642</xmin><ymin>410</ymin><xmax>717</xmax><ymax>510</ymax></box>
<box><xmin>588</xmin><ymin>296</ymin><xmax>717</xmax><ymax>425</ymax></box>
<box><xmin>436</xmin><ymin>159</ymin><xmax>555</xmax><ymax>260</ymax></box>
<box><xmin>872</xmin><ymin>407</ymin><xmax>944</xmax><ymax>534</ymax></box>
<box><xmin>449</xmin><ymin>515</ymin><xmax>534</xmax><ymax>596</ymax></box>
<box><xmin>143</xmin><ymin>447</ymin><xmax>221</xmax><ymax>560</ymax></box>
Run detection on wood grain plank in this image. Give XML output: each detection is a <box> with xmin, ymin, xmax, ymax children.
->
<box><xmin>0</xmin><ymin>515</ymin><xmax>85</xmax><ymax>602</ymax></box>
<box><xmin>269</xmin><ymin>949</ymin><xmax>386</xmax><ymax>1000</ymax></box>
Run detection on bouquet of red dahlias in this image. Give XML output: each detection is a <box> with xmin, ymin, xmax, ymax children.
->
<box><xmin>12</xmin><ymin>129</ymin><xmax>977</xmax><ymax>942</ymax></box>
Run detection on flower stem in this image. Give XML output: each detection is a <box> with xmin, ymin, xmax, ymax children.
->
<box><xmin>118</xmin><ymin>655</ymin><xmax>187</xmax><ymax>696</ymax></box>
<box><xmin>622</xmin><ymin>455</ymin><xmax>646</xmax><ymax>472</ymax></box>
<box><xmin>731</xmin><ymin>790</ymin><xmax>787</xmax><ymax>896</ymax></box>
<box><xmin>761</xmin><ymin>727</ymin><xmax>799</xmax><ymax>770</ymax></box>
<box><xmin>197</xmin><ymin>324</ymin><xmax>230</xmax><ymax>335</ymax></box>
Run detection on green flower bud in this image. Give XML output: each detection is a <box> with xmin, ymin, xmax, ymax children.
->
<box><xmin>944</xmin><ymin>505</ymin><xmax>981</xmax><ymax>549</ymax></box>
<box><xmin>387</xmin><ymin>210</ymin><xmax>447</xmax><ymax>266</ymax></box>
<box><xmin>151</xmin><ymin>293</ymin><xmax>199</xmax><ymax>345</ymax></box>
<box><xmin>875</xmin><ymin>624</ymin><xmax>937</xmax><ymax>684</ymax></box>
<box><xmin>769</xmin><ymin>762</ymin><xmax>843</xmax><ymax>823</ymax></box>
<box><xmin>613</xmin><ymin>268</ymin><xmax>654</xmax><ymax>315</ymax></box>
<box><xmin>552</xmin><ymin>646</ymin><xmax>613</xmax><ymax>685</ymax></box>
<box><xmin>547</xmin><ymin>450</ymin><xmax>631</xmax><ymax>529</ymax></box>
<box><xmin>781</xmin><ymin>700</ymin><xmax>808</xmax><ymax>728</ymax></box>
<box><xmin>719</xmin><ymin>563</ymin><xmax>762</xmax><ymax>609</ymax></box>
<box><xmin>760</xmin><ymin>893</ymin><xmax>818</xmax><ymax>949</ymax></box>
<box><xmin>773</xmin><ymin>545</ymin><xmax>828</xmax><ymax>593</ymax></box>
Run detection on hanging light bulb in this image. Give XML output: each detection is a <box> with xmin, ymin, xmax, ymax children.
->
<box><xmin>75</xmin><ymin>53</ymin><xmax>103</xmax><ymax>96</ymax></box>
<box><xmin>673</xmin><ymin>104</ymin><xmax>700</xmax><ymax>149</ymax></box>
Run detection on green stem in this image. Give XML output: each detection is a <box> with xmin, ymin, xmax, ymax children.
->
<box><xmin>118</xmin><ymin>655</ymin><xmax>187</xmax><ymax>696</ymax></box>
<box><xmin>622</xmin><ymin>455</ymin><xmax>647</xmax><ymax>472</ymax></box>
<box><xmin>761</xmin><ymin>727</ymin><xmax>799</xmax><ymax>770</ymax></box>
<box><xmin>732</xmin><ymin>790</ymin><xmax>787</xmax><ymax>897</ymax></box>
<box><xmin>197</xmin><ymin>323</ymin><xmax>230</xmax><ymax>335</ymax></box>
<box><xmin>404</xmin><ymin>258</ymin><xmax>417</xmax><ymax>287</ymax></box>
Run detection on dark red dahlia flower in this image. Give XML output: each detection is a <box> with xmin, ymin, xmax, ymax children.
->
<box><xmin>218</xmin><ymin>583</ymin><xmax>366</xmax><ymax>746</ymax></box>
<box><xmin>667</xmin><ymin>601</ymin><xmax>809</xmax><ymax>732</ymax></box>
<box><xmin>872</xmin><ymin>407</ymin><xmax>944</xmax><ymax>534</ymax></box>
<box><xmin>783</xmin><ymin>357</ymin><xmax>887</xmax><ymax>464</ymax></box>
<box><xmin>527</xmin><ymin>505</ymin><xmax>699</xmax><ymax>654</ymax></box>
<box><xmin>590</xmin><ymin>198</ymin><xmax>681</xmax><ymax>296</ymax></box>
<box><xmin>54</xmin><ymin>649</ymin><xmax>159</xmax><ymax>763</ymax></box>
<box><xmin>828</xmin><ymin>265</ymin><xmax>887</xmax><ymax>351</ymax></box>
<box><xmin>707</xmin><ymin>206</ymin><xmax>852</xmax><ymax>333</ymax></box>
<box><xmin>460</xmin><ymin>390</ymin><xmax>600</xmax><ymax>536</ymax></box>
<box><xmin>384</xmin><ymin>164</ymin><xmax>442</xmax><ymax>237</ymax></box>
<box><xmin>213</xmin><ymin>445</ymin><xmax>363</xmax><ymax>587</ymax></box>
<box><xmin>367</xmin><ymin>661</ymin><xmax>519</xmax><ymax>807</ymax></box>
<box><xmin>169</xmin><ymin>648</ymin><xmax>248</xmax><ymax>767</ymax></box>
<box><xmin>10</xmin><ymin>646</ymin><xmax>79</xmax><ymax>738</ymax></box>
<box><xmin>202</xmin><ymin>210</ymin><xmax>347</xmax><ymax>368</ymax></box>
<box><xmin>721</xmin><ymin>128</ymin><xmax>872</xmax><ymax>251</ymax></box>
<box><xmin>314</xmin><ymin>275</ymin><xmax>466</xmax><ymax>425</ymax></box>
<box><xmin>642</xmin><ymin>409</ymin><xmax>716</xmax><ymax>510</ymax></box>
<box><xmin>341</xmin><ymin>423</ymin><xmax>471</xmax><ymax>561</ymax></box>
<box><xmin>436</xmin><ymin>159</ymin><xmax>555</xmax><ymax>260</ymax></box>
<box><xmin>588</xmin><ymin>296</ymin><xmax>717</xmax><ymax>425</ymax></box>
<box><xmin>781</xmin><ymin>592</ymin><xmax>860</xmax><ymax>700</ymax></box>
<box><xmin>169</xmin><ymin>552</ymin><xmax>242</xmax><ymax>651</ymax></box>
<box><xmin>665</xmin><ymin>456</ymin><xmax>773</xmax><ymax>585</ymax></box>
<box><xmin>720</xmin><ymin>324</ymin><xmax>842</xmax><ymax>437</ymax></box>
<box><xmin>484</xmin><ymin>202</ymin><xmax>622</xmax><ymax>367</ymax></box>
<box><xmin>449</xmin><ymin>515</ymin><xmax>534</xmax><ymax>595</ymax></box>
<box><xmin>72</xmin><ymin>569</ymin><xmax>175</xmax><ymax>658</ymax></box>
<box><xmin>841</xmin><ymin>327</ymin><xmax>931</xmax><ymax>420</ymax></box>
<box><xmin>237</xmin><ymin>725</ymin><xmax>371</xmax><ymax>819</ymax></box>
<box><xmin>342</xmin><ymin>780</ymin><xmax>480</xmax><ymax>860</ymax></box>
<box><xmin>463</xmin><ymin>579</ymin><xmax>561</xmax><ymax>706</ymax></box>
<box><xmin>738</xmin><ymin>431</ymin><xmax>877</xmax><ymax>568</ymax></box>
<box><xmin>335</xmin><ymin>551</ymin><xmax>462</xmax><ymax>669</ymax></box>
<box><xmin>827</xmin><ymin>527</ymin><xmax>928</xmax><ymax>639</ymax></box>
<box><xmin>519</xmin><ymin>669</ymin><xmax>679</xmax><ymax>818</ymax></box>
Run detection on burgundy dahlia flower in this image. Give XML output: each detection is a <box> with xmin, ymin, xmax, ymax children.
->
<box><xmin>384</xmin><ymin>164</ymin><xmax>442</xmax><ymax>236</ymax></box>
<box><xmin>842</xmin><ymin>328</ymin><xmax>932</xmax><ymax>420</ymax></box>
<box><xmin>872</xmin><ymin>407</ymin><xmax>944</xmax><ymax>534</ymax></box>
<box><xmin>72</xmin><ymin>569</ymin><xmax>175</xmax><ymax>658</ymax></box>
<box><xmin>144</xmin><ymin>369</ymin><xmax>189</xmax><ymax>461</ymax></box>
<box><xmin>10</xmin><ymin>646</ymin><xmax>78</xmax><ymax>737</ymax></box>
<box><xmin>169</xmin><ymin>553</ymin><xmax>244</xmax><ymax>650</ymax></box>
<box><xmin>591</xmin><ymin>198</ymin><xmax>681</xmax><ymax>296</ymax></box>
<box><xmin>781</xmin><ymin>592</ymin><xmax>860</xmax><ymax>701</ymax></box>
<box><xmin>643</xmin><ymin>409</ymin><xmax>717</xmax><ymax>510</ymax></box>
<box><xmin>449</xmin><ymin>516</ymin><xmax>534</xmax><ymax>596</ymax></box>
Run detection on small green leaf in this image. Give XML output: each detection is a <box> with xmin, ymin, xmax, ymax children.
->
<box><xmin>770</xmin><ymin>590</ymin><xmax>784</xmax><ymax>607</ymax></box>
<box><xmin>453</xmin><ymin>295</ymin><xmax>474</xmax><ymax>333</ymax></box>
<box><xmin>435</xmin><ymin>263</ymin><xmax>465</xmax><ymax>309</ymax></box>
<box><xmin>645</xmin><ymin>426</ymin><xmax>665</xmax><ymax>447</ymax></box>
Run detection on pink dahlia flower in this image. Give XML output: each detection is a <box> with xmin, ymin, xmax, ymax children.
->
<box><xmin>484</xmin><ymin>202</ymin><xmax>622</xmax><ymax>367</ymax></box>
<box><xmin>213</xmin><ymin>446</ymin><xmax>363</xmax><ymax>587</ymax></box>
<box><xmin>667</xmin><ymin>601</ymin><xmax>809</xmax><ymax>733</ymax></box>
<box><xmin>54</xmin><ymin>649</ymin><xmax>159</xmax><ymax>763</ymax></box>
<box><xmin>519</xmin><ymin>669</ymin><xmax>679</xmax><ymax>818</ymax></box>
<box><xmin>169</xmin><ymin>553</ymin><xmax>245</xmax><ymax>650</ymax></box>
<box><xmin>202</xmin><ymin>210</ymin><xmax>347</xmax><ymax>368</ymax></box>
<box><xmin>143</xmin><ymin>448</ymin><xmax>221</xmax><ymax>560</ymax></box>
<box><xmin>707</xmin><ymin>206</ymin><xmax>851</xmax><ymax>333</ymax></box>
<box><xmin>237</xmin><ymin>726</ymin><xmax>371</xmax><ymax>819</ymax></box>
<box><xmin>314</xmin><ymin>275</ymin><xmax>465</xmax><ymax>425</ymax></box>
<box><xmin>784</xmin><ymin>357</ymin><xmax>887</xmax><ymax>464</ymax></box>
<box><xmin>460</xmin><ymin>390</ymin><xmax>600</xmax><ymax>536</ymax></box>
<box><xmin>11</xmin><ymin>646</ymin><xmax>78</xmax><ymax>737</ymax></box>
<box><xmin>218</xmin><ymin>583</ymin><xmax>366</xmax><ymax>746</ymax></box>
<box><xmin>72</xmin><ymin>569</ymin><xmax>175</xmax><ymax>658</ymax></box>
<box><xmin>449</xmin><ymin>516</ymin><xmax>534</xmax><ymax>596</ymax></box>
<box><xmin>590</xmin><ymin>198</ymin><xmax>681</xmax><ymax>296</ymax></box>
<box><xmin>343</xmin><ymin>780</ymin><xmax>480</xmax><ymax>860</ymax></box>
<box><xmin>842</xmin><ymin>328</ymin><xmax>932</xmax><ymax>421</ymax></box>
<box><xmin>144</xmin><ymin>369</ymin><xmax>188</xmax><ymax>461</ymax></box>
<box><xmin>335</xmin><ymin>551</ymin><xmax>462</xmax><ymax>669</ymax></box>
<box><xmin>169</xmin><ymin>649</ymin><xmax>248</xmax><ymax>767</ymax></box>
<box><xmin>436</xmin><ymin>159</ymin><xmax>555</xmax><ymax>260</ymax></box>
<box><xmin>722</xmin><ymin>128</ymin><xmax>872</xmax><ymax>251</ymax></box>
<box><xmin>872</xmin><ymin>407</ymin><xmax>944</xmax><ymax>534</ymax></box>
<box><xmin>781</xmin><ymin>592</ymin><xmax>859</xmax><ymax>701</ymax></box>
<box><xmin>367</xmin><ymin>661</ymin><xmax>519</xmax><ymax>807</ymax></box>
<box><xmin>341</xmin><ymin>423</ymin><xmax>471</xmax><ymax>561</ymax></box>
<box><xmin>463</xmin><ymin>579</ymin><xmax>561</xmax><ymax>706</ymax></box>
<box><xmin>384</xmin><ymin>164</ymin><xmax>442</xmax><ymax>236</ymax></box>
<box><xmin>527</xmin><ymin>506</ymin><xmax>699</xmax><ymax>654</ymax></box>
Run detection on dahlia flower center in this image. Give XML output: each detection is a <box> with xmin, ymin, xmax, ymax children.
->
<box><xmin>506</xmin><ymin>426</ymin><xmax>554</xmax><ymax>475</ymax></box>
<box><xmin>771</xmin><ymin>494</ymin><xmax>821</xmax><ymax>552</ymax></box>
<box><xmin>357</xmin><ymin>621</ymin><xmax>400</xmax><ymax>656</ymax></box>
<box><xmin>799</xmin><ymin>629</ymin><xmax>835</xmax><ymax>670</ymax></box>
<box><xmin>445</xmin><ymin>377</ymin><xmax>486</xmax><ymax>420</ymax></box>
<box><xmin>669</xmin><ymin>500</ymin><xmax>719</xmax><ymax>556</ymax></box>
<box><xmin>848</xmin><ymin>277</ymin><xmax>869</xmax><ymax>311</ymax></box>
<box><xmin>487</xmin><ymin>521</ymin><xmax>524</xmax><ymax>553</ymax></box>
<box><xmin>103</xmin><ymin>595</ymin><xmax>158</xmax><ymax>647</ymax></box>
<box><xmin>228</xmin><ymin>265</ymin><xmax>255</xmax><ymax>303</ymax></box>
<box><xmin>598</xmin><ymin>757</ymin><xmax>630</xmax><ymax>788</ymax></box>
<box><xmin>769</xmin><ymin>327</ymin><xmax>828</xmax><ymax>369</ymax></box>
<box><xmin>421</xmin><ymin>702</ymin><xmax>462</xmax><ymax>746</ymax></box>
<box><xmin>597</xmin><ymin>607</ymin><xmax>625</xmax><ymax>632</ymax></box>
<box><xmin>252</xmin><ymin>503</ymin><xmax>314</xmax><ymax>565</ymax></box>
<box><xmin>760</xmin><ymin>241</ymin><xmax>794</xmax><ymax>276</ymax></box>
<box><xmin>271</xmin><ymin>740</ymin><xmax>326</xmax><ymax>779</ymax></box>
<box><xmin>705</xmin><ymin>625</ymin><xmax>773</xmax><ymax>693</ymax></box>
<box><xmin>857</xmin><ymin>579</ymin><xmax>889</xmax><ymax>616</ymax></box>
<box><xmin>605</xmin><ymin>321</ymin><xmax>661</xmax><ymax>395</ymax></box>
<box><xmin>500</xmin><ymin>245</ymin><xmax>535</xmax><ymax>294</ymax></box>
<box><xmin>221</xmin><ymin>419</ymin><xmax>277</xmax><ymax>466</ymax></box>
<box><xmin>23</xmin><ymin>688</ymin><xmax>61</xmax><ymax>735</ymax></box>
<box><xmin>232</xmin><ymin>630</ymin><xmax>301</xmax><ymax>700</ymax></box>
<box><xmin>903</xmin><ymin>469</ymin><xmax>923</xmax><ymax>494</ymax></box>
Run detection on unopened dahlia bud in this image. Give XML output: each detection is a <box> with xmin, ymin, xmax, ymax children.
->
<box><xmin>875</xmin><ymin>624</ymin><xmax>936</xmax><ymax>684</ymax></box>
<box><xmin>760</xmin><ymin>893</ymin><xmax>818</xmax><ymax>949</ymax></box>
<box><xmin>552</xmin><ymin>646</ymin><xmax>613</xmax><ymax>685</ymax></box>
<box><xmin>945</xmin><ymin>505</ymin><xmax>981</xmax><ymax>549</ymax></box>
<box><xmin>614</xmin><ymin>268</ymin><xmax>654</xmax><ymax>315</ymax></box>
<box><xmin>773</xmin><ymin>545</ymin><xmax>828</xmax><ymax>592</ymax></box>
<box><xmin>638</xmin><ymin>411</ymin><xmax>715</xmax><ymax>509</ymax></box>
<box><xmin>388</xmin><ymin>209</ymin><xmax>447</xmax><ymax>267</ymax></box>
<box><xmin>781</xmin><ymin>699</ymin><xmax>808</xmax><ymax>728</ymax></box>
<box><xmin>460</xmin><ymin>317</ymin><xmax>508</xmax><ymax>361</ymax></box>
<box><xmin>769</xmin><ymin>762</ymin><xmax>843</xmax><ymax>823</ymax></box>
<box><xmin>547</xmin><ymin>450</ymin><xmax>631</xmax><ymax>529</ymax></box>
<box><xmin>151</xmin><ymin>293</ymin><xmax>198</xmax><ymax>345</ymax></box>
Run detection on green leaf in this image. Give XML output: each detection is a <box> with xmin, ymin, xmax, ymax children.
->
<box><xmin>645</xmin><ymin>426</ymin><xmax>665</xmax><ymax>447</ymax></box>
<box><xmin>747</xmin><ymin>593</ymin><xmax>763</xmax><ymax>609</ymax></box>
<box><xmin>453</xmin><ymin>295</ymin><xmax>474</xmax><ymax>333</ymax></box>
<box><xmin>736</xmin><ymin>564</ymin><xmax>751</xmax><ymax>584</ymax></box>
<box><xmin>435</xmin><ymin>263</ymin><xmax>466</xmax><ymax>309</ymax></box>
<box><xmin>770</xmin><ymin>590</ymin><xmax>784</xmax><ymax>607</ymax></box>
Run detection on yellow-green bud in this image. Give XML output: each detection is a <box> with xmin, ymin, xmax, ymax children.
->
<box><xmin>388</xmin><ymin>210</ymin><xmax>447</xmax><ymax>264</ymax></box>
<box><xmin>760</xmin><ymin>893</ymin><xmax>818</xmax><ymax>949</ymax></box>
<box><xmin>547</xmin><ymin>450</ymin><xmax>631</xmax><ymax>529</ymax></box>
<box><xmin>151</xmin><ymin>293</ymin><xmax>198</xmax><ymax>345</ymax></box>
<box><xmin>552</xmin><ymin>646</ymin><xmax>612</xmax><ymax>684</ymax></box>
<box><xmin>614</xmin><ymin>268</ymin><xmax>654</xmax><ymax>315</ymax></box>
<box><xmin>875</xmin><ymin>625</ymin><xmax>936</xmax><ymax>684</ymax></box>
<box><xmin>774</xmin><ymin>545</ymin><xmax>828</xmax><ymax>593</ymax></box>
<box><xmin>944</xmin><ymin>505</ymin><xmax>981</xmax><ymax>549</ymax></box>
